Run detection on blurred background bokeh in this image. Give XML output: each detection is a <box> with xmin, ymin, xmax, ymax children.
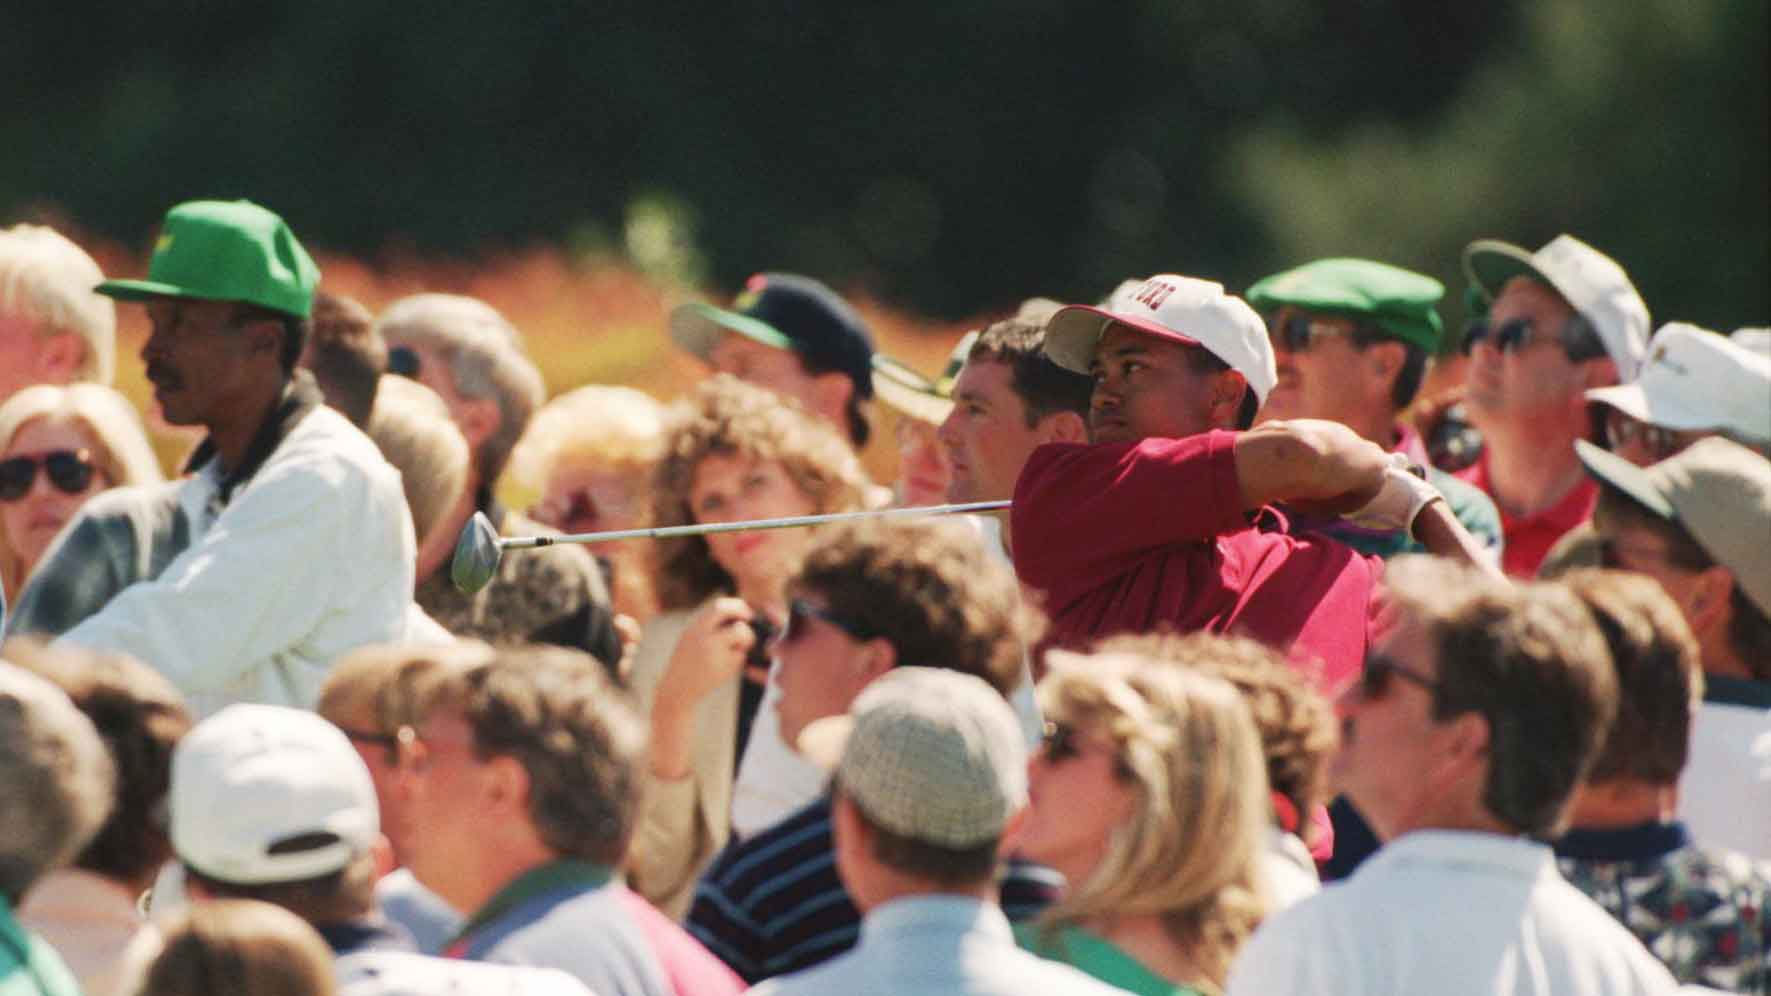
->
<box><xmin>6</xmin><ymin>0</ymin><xmax>1765</xmax><ymax>490</ymax></box>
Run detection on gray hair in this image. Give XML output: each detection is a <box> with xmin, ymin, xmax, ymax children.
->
<box><xmin>366</xmin><ymin>375</ymin><xmax>470</xmax><ymax>546</ymax></box>
<box><xmin>0</xmin><ymin>661</ymin><xmax>116</xmax><ymax>899</ymax></box>
<box><xmin>0</xmin><ymin>224</ymin><xmax>116</xmax><ymax>385</ymax></box>
<box><xmin>373</xmin><ymin>293</ymin><xmax>545</xmax><ymax>486</ymax></box>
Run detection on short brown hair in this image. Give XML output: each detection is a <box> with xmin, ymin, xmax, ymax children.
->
<box><xmin>3</xmin><ymin>638</ymin><xmax>191</xmax><ymax>886</ymax></box>
<box><xmin>137</xmin><ymin>899</ymin><xmax>335</xmax><ymax>996</ymax></box>
<box><xmin>653</xmin><ymin>375</ymin><xmax>871</xmax><ymax>610</ymax></box>
<box><xmin>795</xmin><ymin>517</ymin><xmax>1039</xmax><ymax>696</ymax></box>
<box><xmin>1095</xmin><ymin>630</ymin><xmax>1336</xmax><ymax>829</ymax></box>
<box><xmin>1557</xmin><ymin>569</ymin><xmax>1704</xmax><ymax>786</ymax></box>
<box><xmin>1385</xmin><ymin>557</ymin><xmax>1618</xmax><ymax>837</ymax></box>
<box><xmin>317</xmin><ymin>642</ymin><xmax>473</xmax><ymax>749</ymax></box>
<box><xmin>300</xmin><ymin>291</ymin><xmax>384</xmax><ymax>426</ymax></box>
<box><xmin>0</xmin><ymin>654</ymin><xmax>114</xmax><ymax>900</ymax></box>
<box><xmin>966</xmin><ymin>319</ymin><xmax>1093</xmax><ymax>426</ymax></box>
<box><xmin>410</xmin><ymin>643</ymin><xmax>647</xmax><ymax>865</ymax></box>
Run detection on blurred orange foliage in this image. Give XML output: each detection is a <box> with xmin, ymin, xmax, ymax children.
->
<box><xmin>83</xmin><ymin>236</ymin><xmax>984</xmax><ymax>505</ymax></box>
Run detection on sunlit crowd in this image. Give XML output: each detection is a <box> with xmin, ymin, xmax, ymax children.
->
<box><xmin>0</xmin><ymin>201</ymin><xmax>1767</xmax><ymax>996</ymax></box>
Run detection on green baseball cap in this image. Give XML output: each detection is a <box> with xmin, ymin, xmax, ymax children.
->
<box><xmin>97</xmin><ymin>200</ymin><xmax>319</xmax><ymax>319</ymax></box>
<box><xmin>1245</xmin><ymin>257</ymin><xmax>1444</xmax><ymax>351</ymax></box>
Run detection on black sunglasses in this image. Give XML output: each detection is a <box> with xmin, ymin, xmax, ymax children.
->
<box><xmin>1461</xmin><ymin>316</ymin><xmax>1604</xmax><ymax>361</ymax></box>
<box><xmin>1040</xmin><ymin>720</ymin><xmax>1134</xmax><ymax>778</ymax></box>
<box><xmin>1358</xmin><ymin>653</ymin><xmax>1440</xmax><ymax>700</ymax></box>
<box><xmin>387</xmin><ymin>344</ymin><xmax>423</xmax><ymax>378</ymax></box>
<box><xmin>1270</xmin><ymin>313</ymin><xmax>1356</xmax><ymax>353</ymax></box>
<box><xmin>0</xmin><ymin>449</ymin><xmax>98</xmax><ymax>502</ymax></box>
<box><xmin>781</xmin><ymin>597</ymin><xmax>875</xmax><ymax>644</ymax></box>
<box><xmin>1039</xmin><ymin>720</ymin><xmax>1085</xmax><ymax>763</ymax></box>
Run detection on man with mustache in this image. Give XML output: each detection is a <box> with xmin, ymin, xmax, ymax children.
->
<box><xmin>9</xmin><ymin>200</ymin><xmax>413</xmax><ymax>716</ymax></box>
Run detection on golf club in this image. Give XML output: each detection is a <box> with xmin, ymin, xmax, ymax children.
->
<box><xmin>450</xmin><ymin>499</ymin><xmax>1011</xmax><ymax>593</ymax></box>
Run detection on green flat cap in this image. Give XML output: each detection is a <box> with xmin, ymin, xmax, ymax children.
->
<box><xmin>1246</xmin><ymin>257</ymin><xmax>1444</xmax><ymax>351</ymax></box>
<box><xmin>97</xmin><ymin>200</ymin><xmax>319</xmax><ymax>319</ymax></box>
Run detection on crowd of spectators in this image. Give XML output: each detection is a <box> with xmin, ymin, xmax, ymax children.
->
<box><xmin>0</xmin><ymin>199</ymin><xmax>1766</xmax><ymax>995</ymax></box>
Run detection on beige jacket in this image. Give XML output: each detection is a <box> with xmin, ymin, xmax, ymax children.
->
<box><xmin>626</xmin><ymin>604</ymin><xmax>740</xmax><ymax>919</ymax></box>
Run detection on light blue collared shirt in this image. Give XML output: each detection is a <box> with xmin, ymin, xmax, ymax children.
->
<box><xmin>748</xmin><ymin>894</ymin><xmax>1126</xmax><ymax>996</ymax></box>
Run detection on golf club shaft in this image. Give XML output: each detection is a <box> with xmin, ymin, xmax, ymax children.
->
<box><xmin>499</xmin><ymin>500</ymin><xmax>1011</xmax><ymax>550</ymax></box>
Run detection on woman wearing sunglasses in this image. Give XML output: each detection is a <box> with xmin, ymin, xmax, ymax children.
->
<box><xmin>0</xmin><ymin>384</ymin><xmax>161</xmax><ymax>602</ymax></box>
<box><xmin>1013</xmin><ymin>650</ymin><xmax>1271</xmax><ymax>996</ymax></box>
<box><xmin>627</xmin><ymin>375</ymin><xmax>871</xmax><ymax>917</ymax></box>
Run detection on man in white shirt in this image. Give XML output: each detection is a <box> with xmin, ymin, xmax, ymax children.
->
<box><xmin>1226</xmin><ymin>556</ymin><xmax>1677</xmax><ymax>996</ymax></box>
<box><xmin>16</xmin><ymin>200</ymin><xmax>412</xmax><ymax>715</ymax></box>
<box><xmin>750</xmin><ymin>667</ymin><xmax>1122</xmax><ymax>996</ymax></box>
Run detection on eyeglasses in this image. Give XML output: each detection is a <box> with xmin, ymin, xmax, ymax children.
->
<box><xmin>1270</xmin><ymin>313</ymin><xmax>1357</xmax><ymax>353</ymax></box>
<box><xmin>387</xmin><ymin>345</ymin><xmax>422</xmax><ymax>379</ymax></box>
<box><xmin>0</xmin><ymin>449</ymin><xmax>98</xmax><ymax>501</ymax></box>
<box><xmin>1357</xmin><ymin>653</ymin><xmax>1440</xmax><ymax>700</ymax></box>
<box><xmin>335</xmin><ymin>724</ymin><xmax>414</xmax><ymax>762</ymax></box>
<box><xmin>781</xmin><ymin>597</ymin><xmax>875</xmax><ymax>643</ymax></box>
<box><xmin>1604</xmin><ymin>410</ymin><xmax>1702</xmax><ymax>461</ymax></box>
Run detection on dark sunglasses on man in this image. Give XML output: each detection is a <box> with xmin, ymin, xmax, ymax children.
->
<box><xmin>1269</xmin><ymin>313</ymin><xmax>1359</xmax><ymax>353</ymax></box>
<box><xmin>1461</xmin><ymin>316</ymin><xmax>1606</xmax><ymax>362</ymax></box>
<box><xmin>0</xmin><ymin>449</ymin><xmax>99</xmax><ymax>501</ymax></box>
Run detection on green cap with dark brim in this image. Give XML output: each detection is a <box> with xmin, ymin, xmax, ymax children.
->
<box><xmin>1246</xmin><ymin>257</ymin><xmax>1445</xmax><ymax>351</ymax></box>
<box><xmin>97</xmin><ymin>200</ymin><xmax>319</xmax><ymax>319</ymax></box>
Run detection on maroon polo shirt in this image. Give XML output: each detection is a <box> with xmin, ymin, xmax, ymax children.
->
<box><xmin>1012</xmin><ymin>430</ymin><xmax>1383</xmax><ymax>696</ymax></box>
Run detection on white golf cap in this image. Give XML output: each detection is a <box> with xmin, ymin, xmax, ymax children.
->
<box><xmin>1043</xmin><ymin>274</ymin><xmax>1276</xmax><ymax>405</ymax></box>
<box><xmin>1587</xmin><ymin>323</ymin><xmax>1771</xmax><ymax>444</ymax></box>
<box><xmin>1733</xmin><ymin>327</ymin><xmax>1771</xmax><ymax>357</ymax></box>
<box><xmin>1462</xmin><ymin>234</ymin><xmax>1651</xmax><ymax>380</ymax></box>
<box><xmin>170</xmin><ymin>704</ymin><xmax>379</xmax><ymax>886</ymax></box>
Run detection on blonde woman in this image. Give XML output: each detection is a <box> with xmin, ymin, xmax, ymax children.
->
<box><xmin>508</xmin><ymin>384</ymin><xmax>667</xmax><ymax>621</ymax></box>
<box><xmin>629</xmin><ymin>374</ymin><xmax>869</xmax><ymax>917</ymax></box>
<box><xmin>0</xmin><ymin>384</ymin><xmax>162</xmax><ymax>601</ymax></box>
<box><xmin>1013</xmin><ymin>650</ymin><xmax>1270</xmax><ymax>996</ymax></box>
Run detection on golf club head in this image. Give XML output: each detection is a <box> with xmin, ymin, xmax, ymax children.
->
<box><xmin>450</xmin><ymin>511</ymin><xmax>503</xmax><ymax>593</ymax></box>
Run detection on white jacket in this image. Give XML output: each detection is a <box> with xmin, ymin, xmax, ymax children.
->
<box><xmin>58</xmin><ymin>404</ymin><xmax>414</xmax><ymax>716</ymax></box>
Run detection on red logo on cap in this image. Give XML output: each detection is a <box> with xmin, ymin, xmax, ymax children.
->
<box><xmin>744</xmin><ymin>274</ymin><xmax>770</xmax><ymax>292</ymax></box>
<box><xmin>1132</xmin><ymin>280</ymin><xmax>1176</xmax><ymax>311</ymax></box>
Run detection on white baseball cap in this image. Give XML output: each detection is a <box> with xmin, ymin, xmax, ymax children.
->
<box><xmin>1042</xmin><ymin>274</ymin><xmax>1277</xmax><ymax>405</ymax></box>
<box><xmin>1733</xmin><ymin>327</ymin><xmax>1771</xmax><ymax>358</ymax></box>
<box><xmin>1586</xmin><ymin>323</ymin><xmax>1771</xmax><ymax>444</ymax></box>
<box><xmin>1462</xmin><ymin>234</ymin><xmax>1651</xmax><ymax>380</ymax></box>
<box><xmin>170</xmin><ymin>704</ymin><xmax>379</xmax><ymax>886</ymax></box>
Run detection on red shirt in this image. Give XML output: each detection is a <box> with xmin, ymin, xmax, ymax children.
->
<box><xmin>1012</xmin><ymin>431</ymin><xmax>1383</xmax><ymax>696</ymax></box>
<box><xmin>1454</xmin><ymin>452</ymin><xmax>1597</xmax><ymax>578</ymax></box>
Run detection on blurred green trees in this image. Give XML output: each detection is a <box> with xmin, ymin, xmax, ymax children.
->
<box><xmin>2</xmin><ymin>0</ymin><xmax>1761</xmax><ymax>328</ymax></box>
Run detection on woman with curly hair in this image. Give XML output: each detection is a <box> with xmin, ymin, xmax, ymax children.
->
<box><xmin>627</xmin><ymin>374</ymin><xmax>871</xmax><ymax>917</ymax></box>
<box><xmin>1012</xmin><ymin>649</ymin><xmax>1271</xmax><ymax>996</ymax></box>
